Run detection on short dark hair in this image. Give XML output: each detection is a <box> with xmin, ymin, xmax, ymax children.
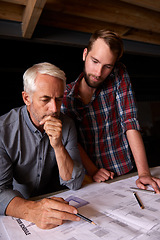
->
<box><xmin>87</xmin><ymin>29</ymin><xmax>124</xmax><ymax>60</ymax></box>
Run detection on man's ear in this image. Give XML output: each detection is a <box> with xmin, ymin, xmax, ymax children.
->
<box><xmin>22</xmin><ymin>91</ymin><xmax>31</xmax><ymax>106</ymax></box>
<box><xmin>83</xmin><ymin>48</ymin><xmax>88</xmax><ymax>61</ymax></box>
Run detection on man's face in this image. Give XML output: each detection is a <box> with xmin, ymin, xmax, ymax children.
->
<box><xmin>23</xmin><ymin>73</ymin><xmax>64</xmax><ymax>128</ymax></box>
<box><xmin>83</xmin><ymin>38</ymin><xmax>117</xmax><ymax>88</ymax></box>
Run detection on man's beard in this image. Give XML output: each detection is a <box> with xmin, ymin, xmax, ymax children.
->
<box><xmin>83</xmin><ymin>67</ymin><xmax>104</xmax><ymax>89</ymax></box>
<box><xmin>42</xmin><ymin>112</ymin><xmax>60</xmax><ymax>120</ymax></box>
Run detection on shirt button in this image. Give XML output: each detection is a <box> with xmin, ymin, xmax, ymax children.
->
<box><xmin>37</xmin><ymin>174</ymin><xmax>40</xmax><ymax>177</ymax></box>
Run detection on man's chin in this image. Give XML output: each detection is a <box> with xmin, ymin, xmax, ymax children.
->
<box><xmin>86</xmin><ymin>80</ymin><xmax>101</xmax><ymax>89</ymax></box>
<box><xmin>85</xmin><ymin>79</ymin><xmax>97</xmax><ymax>88</ymax></box>
<box><xmin>84</xmin><ymin>75</ymin><xmax>102</xmax><ymax>89</ymax></box>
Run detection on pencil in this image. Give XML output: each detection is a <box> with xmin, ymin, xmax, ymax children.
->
<box><xmin>130</xmin><ymin>187</ymin><xmax>156</xmax><ymax>194</ymax></box>
<box><xmin>76</xmin><ymin>213</ymin><xmax>96</xmax><ymax>225</ymax></box>
<box><xmin>133</xmin><ymin>192</ymin><xmax>144</xmax><ymax>209</ymax></box>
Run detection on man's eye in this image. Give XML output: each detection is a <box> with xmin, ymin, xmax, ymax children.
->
<box><xmin>92</xmin><ymin>59</ymin><xmax>98</xmax><ymax>63</ymax></box>
<box><xmin>42</xmin><ymin>99</ymin><xmax>49</xmax><ymax>102</ymax></box>
<box><xmin>105</xmin><ymin>65</ymin><xmax>112</xmax><ymax>69</ymax></box>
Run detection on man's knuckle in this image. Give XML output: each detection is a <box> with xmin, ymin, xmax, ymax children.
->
<box><xmin>41</xmin><ymin>198</ymin><xmax>51</xmax><ymax>207</ymax></box>
<box><xmin>58</xmin><ymin>219</ymin><xmax>63</xmax><ymax>225</ymax></box>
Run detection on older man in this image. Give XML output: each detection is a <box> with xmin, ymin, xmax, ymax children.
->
<box><xmin>0</xmin><ymin>62</ymin><xmax>85</xmax><ymax>229</ymax></box>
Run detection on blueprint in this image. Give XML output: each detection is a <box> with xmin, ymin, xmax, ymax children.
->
<box><xmin>2</xmin><ymin>167</ymin><xmax>160</xmax><ymax>240</ymax></box>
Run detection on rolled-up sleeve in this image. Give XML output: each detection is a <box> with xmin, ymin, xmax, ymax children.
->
<box><xmin>116</xmin><ymin>65</ymin><xmax>141</xmax><ymax>133</ymax></box>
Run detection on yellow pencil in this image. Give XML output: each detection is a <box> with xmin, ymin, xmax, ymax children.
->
<box><xmin>133</xmin><ymin>192</ymin><xmax>144</xmax><ymax>209</ymax></box>
<box><xmin>76</xmin><ymin>213</ymin><xmax>96</xmax><ymax>225</ymax></box>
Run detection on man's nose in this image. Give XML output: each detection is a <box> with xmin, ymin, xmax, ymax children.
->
<box><xmin>95</xmin><ymin>64</ymin><xmax>102</xmax><ymax>76</ymax></box>
<box><xmin>49</xmin><ymin>99</ymin><xmax>57</xmax><ymax>112</ymax></box>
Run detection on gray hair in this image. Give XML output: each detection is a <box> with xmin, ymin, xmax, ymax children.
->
<box><xmin>23</xmin><ymin>62</ymin><xmax>66</xmax><ymax>93</ymax></box>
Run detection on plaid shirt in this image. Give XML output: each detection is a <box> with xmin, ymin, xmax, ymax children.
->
<box><xmin>61</xmin><ymin>62</ymin><xmax>140</xmax><ymax>175</ymax></box>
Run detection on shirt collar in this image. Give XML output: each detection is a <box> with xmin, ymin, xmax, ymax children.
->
<box><xmin>22</xmin><ymin>105</ymin><xmax>41</xmax><ymax>134</ymax></box>
<box><xmin>68</xmin><ymin>72</ymin><xmax>103</xmax><ymax>102</ymax></box>
<box><xmin>67</xmin><ymin>70</ymin><xmax>116</xmax><ymax>104</ymax></box>
<box><xmin>68</xmin><ymin>73</ymin><xmax>83</xmax><ymax>98</ymax></box>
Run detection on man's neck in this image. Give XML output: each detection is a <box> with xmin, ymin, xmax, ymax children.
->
<box><xmin>78</xmin><ymin>77</ymin><xmax>96</xmax><ymax>105</ymax></box>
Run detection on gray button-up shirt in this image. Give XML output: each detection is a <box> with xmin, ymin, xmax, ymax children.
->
<box><xmin>0</xmin><ymin>106</ymin><xmax>85</xmax><ymax>215</ymax></box>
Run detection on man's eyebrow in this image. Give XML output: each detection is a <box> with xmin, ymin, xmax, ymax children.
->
<box><xmin>40</xmin><ymin>95</ymin><xmax>64</xmax><ymax>99</ymax></box>
<box><xmin>91</xmin><ymin>56</ymin><xmax>99</xmax><ymax>62</ymax></box>
<box><xmin>40</xmin><ymin>95</ymin><xmax>50</xmax><ymax>99</ymax></box>
<box><xmin>91</xmin><ymin>56</ymin><xmax>114</xmax><ymax>67</ymax></box>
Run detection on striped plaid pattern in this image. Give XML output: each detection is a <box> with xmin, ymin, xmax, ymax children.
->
<box><xmin>61</xmin><ymin>62</ymin><xmax>140</xmax><ymax>176</ymax></box>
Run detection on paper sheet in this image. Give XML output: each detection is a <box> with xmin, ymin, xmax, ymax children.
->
<box><xmin>2</xmin><ymin>171</ymin><xmax>160</xmax><ymax>240</ymax></box>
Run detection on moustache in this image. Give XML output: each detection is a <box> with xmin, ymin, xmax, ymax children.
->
<box><xmin>43</xmin><ymin>113</ymin><xmax>60</xmax><ymax>119</ymax></box>
<box><xmin>89</xmin><ymin>74</ymin><xmax>101</xmax><ymax>81</ymax></box>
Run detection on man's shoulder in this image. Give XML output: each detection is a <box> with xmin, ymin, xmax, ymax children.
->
<box><xmin>66</xmin><ymin>81</ymin><xmax>76</xmax><ymax>92</ymax></box>
<box><xmin>0</xmin><ymin>106</ymin><xmax>25</xmax><ymax>127</ymax></box>
<box><xmin>65</xmin><ymin>74</ymin><xmax>82</xmax><ymax>92</ymax></box>
<box><xmin>113</xmin><ymin>62</ymin><xmax>130</xmax><ymax>83</ymax></box>
<box><xmin>114</xmin><ymin>62</ymin><xmax>127</xmax><ymax>72</ymax></box>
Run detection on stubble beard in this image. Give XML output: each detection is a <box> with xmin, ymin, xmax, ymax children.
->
<box><xmin>83</xmin><ymin>67</ymin><xmax>104</xmax><ymax>89</ymax></box>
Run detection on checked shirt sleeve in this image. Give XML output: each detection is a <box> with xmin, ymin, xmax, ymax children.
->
<box><xmin>115</xmin><ymin>64</ymin><xmax>141</xmax><ymax>133</ymax></box>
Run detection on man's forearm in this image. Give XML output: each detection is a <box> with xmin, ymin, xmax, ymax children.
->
<box><xmin>54</xmin><ymin>144</ymin><xmax>74</xmax><ymax>181</ymax></box>
<box><xmin>6</xmin><ymin>196</ymin><xmax>35</xmax><ymax>221</ymax></box>
<box><xmin>126</xmin><ymin>129</ymin><xmax>150</xmax><ymax>176</ymax></box>
<box><xmin>6</xmin><ymin>196</ymin><xmax>80</xmax><ymax>229</ymax></box>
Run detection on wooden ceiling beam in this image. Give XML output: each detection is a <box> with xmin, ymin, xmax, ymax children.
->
<box><xmin>1</xmin><ymin>0</ymin><xmax>27</xmax><ymax>5</ymax></box>
<box><xmin>39</xmin><ymin>11</ymin><xmax>160</xmax><ymax>45</ymax></box>
<box><xmin>45</xmin><ymin>0</ymin><xmax>160</xmax><ymax>34</ymax></box>
<box><xmin>0</xmin><ymin>2</ymin><xmax>23</xmax><ymax>21</ymax></box>
<box><xmin>120</xmin><ymin>0</ymin><xmax>160</xmax><ymax>12</ymax></box>
<box><xmin>0</xmin><ymin>0</ymin><xmax>160</xmax><ymax>46</ymax></box>
<box><xmin>39</xmin><ymin>11</ymin><xmax>131</xmax><ymax>36</ymax></box>
<box><xmin>122</xmin><ymin>29</ymin><xmax>160</xmax><ymax>46</ymax></box>
<box><xmin>22</xmin><ymin>0</ymin><xmax>47</xmax><ymax>38</ymax></box>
